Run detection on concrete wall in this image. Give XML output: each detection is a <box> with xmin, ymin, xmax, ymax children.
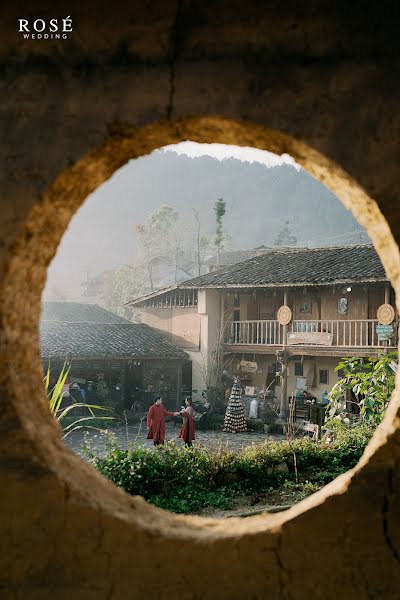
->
<box><xmin>186</xmin><ymin>349</ymin><xmax>205</xmax><ymax>402</ymax></box>
<box><xmin>198</xmin><ymin>289</ymin><xmax>222</xmax><ymax>389</ymax></box>
<box><xmin>1</xmin><ymin>2</ymin><xmax>400</xmax><ymax>598</ymax></box>
<box><xmin>140</xmin><ymin>306</ymin><xmax>201</xmax><ymax>349</ymax></box>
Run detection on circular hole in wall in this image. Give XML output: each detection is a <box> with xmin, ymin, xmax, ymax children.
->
<box><xmin>2</xmin><ymin>118</ymin><xmax>399</xmax><ymax>545</ymax></box>
<box><xmin>35</xmin><ymin>126</ymin><xmax>398</xmax><ymax>519</ymax></box>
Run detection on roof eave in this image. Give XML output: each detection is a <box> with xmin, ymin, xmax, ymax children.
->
<box><xmin>125</xmin><ymin>284</ymin><xmax>180</xmax><ymax>307</ymax></box>
<box><xmin>179</xmin><ymin>277</ymin><xmax>388</xmax><ymax>289</ymax></box>
<box><xmin>41</xmin><ymin>353</ymin><xmax>188</xmax><ymax>360</ymax></box>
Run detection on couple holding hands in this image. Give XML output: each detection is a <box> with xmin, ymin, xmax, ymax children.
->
<box><xmin>146</xmin><ymin>395</ymin><xmax>196</xmax><ymax>447</ymax></box>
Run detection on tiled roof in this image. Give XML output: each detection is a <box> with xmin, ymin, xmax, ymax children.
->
<box><xmin>40</xmin><ymin>322</ymin><xmax>188</xmax><ymax>359</ymax></box>
<box><xmin>204</xmin><ymin>246</ymin><xmax>272</xmax><ymax>267</ymax></box>
<box><xmin>41</xmin><ymin>302</ymin><xmax>131</xmax><ymax>324</ymax></box>
<box><xmin>178</xmin><ymin>245</ymin><xmax>387</xmax><ymax>288</ymax></box>
<box><xmin>40</xmin><ymin>302</ymin><xmax>188</xmax><ymax>359</ymax></box>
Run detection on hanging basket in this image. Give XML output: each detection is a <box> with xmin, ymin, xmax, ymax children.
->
<box><xmin>377</xmin><ymin>303</ymin><xmax>395</xmax><ymax>325</ymax></box>
<box><xmin>277</xmin><ymin>305</ymin><xmax>292</xmax><ymax>326</ymax></box>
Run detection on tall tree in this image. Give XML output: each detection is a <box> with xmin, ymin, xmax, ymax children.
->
<box><xmin>193</xmin><ymin>208</ymin><xmax>211</xmax><ymax>276</ymax></box>
<box><xmin>274</xmin><ymin>219</ymin><xmax>298</xmax><ymax>246</ymax></box>
<box><xmin>135</xmin><ymin>205</ymin><xmax>180</xmax><ymax>291</ymax></box>
<box><xmin>214</xmin><ymin>198</ymin><xmax>226</xmax><ymax>266</ymax></box>
<box><xmin>103</xmin><ymin>264</ymin><xmax>145</xmax><ymax>319</ymax></box>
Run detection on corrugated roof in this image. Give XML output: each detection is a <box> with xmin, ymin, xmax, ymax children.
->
<box><xmin>178</xmin><ymin>245</ymin><xmax>387</xmax><ymax>289</ymax></box>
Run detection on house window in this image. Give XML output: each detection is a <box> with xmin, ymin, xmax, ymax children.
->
<box><xmin>300</xmin><ymin>302</ymin><xmax>312</xmax><ymax>314</ymax></box>
<box><xmin>337</xmin><ymin>369</ymin><xmax>345</xmax><ymax>378</ymax></box>
<box><xmin>294</xmin><ymin>362</ymin><xmax>303</xmax><ymax>376</ymax></box>
<box><xmin>319</xmin><ymin>369</ymin><xmax>329</xmax><ymax>385</ymax></box>
<box><xmin>233</xmin><ymin>293</ymin><xmax>240</xmax><ymax>321</ymax></box>
<box><xmin>337</xmin><ymin>297</ymin><xmax>348</xmax><ymax>314</ymax></box>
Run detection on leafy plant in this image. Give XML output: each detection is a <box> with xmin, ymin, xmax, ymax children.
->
<box><xmin>246</xmin><ymin>418</ymin><xmax>265</xmax><ymax>432</ymax></box>
<box><xmin>326</xmin><ymin>352</ymin><xmax>397</xmax><ymax>426</ymax></box>
<box><xmin>214</xmin><ymin>197</ymin><xmax>226</xmax><ymax>266</ymax></box>
<box><xmin>44</xmin><ymin>362</ymin><xmax>115</xmax><ymax>437</ymax></box>
<box><xmin>96</xmin><ymin>376</ymin><xmax>110</xmax><ymax>401</ymax></box>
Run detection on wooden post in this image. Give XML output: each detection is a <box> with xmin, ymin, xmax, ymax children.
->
<box><xmin>176</xmin><ymin>360</ymin><xmax>182</xmax><ymax>410</ymax></box>
<box><xmin>279</xmin><ymin>353</ymin><xmax>288</xmax><ymax>418</ymax></box>
<box><xmin>316</xmin><ymin>292</ymin><xmax>321</xmax><ymax>322</ymax></box>
<box><xmin>384</xmin><ymin>284</ymin><xmax>391</xmax><ymax>349</ymax></box>
<box><xmin>120</xmin><ymin>361</ymin><xmax>126</xmax><ymax>411</ymax></box>
<box><xmin>283</xmin><ymin>288</ymin><xmax>288</xmax><ymax>345</ymax></box>
<box><xmin>280</xmin><ymin>288</ymin><xmax>289</xmax><ymax>418</ymax></box>
<box><xmin>385</xmin><ymin>284</ymin><xmax>390</xmax><ymax>305</ymax></box>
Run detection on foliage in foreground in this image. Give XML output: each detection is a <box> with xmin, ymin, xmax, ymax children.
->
<box><xmin>327</xmin><ymin>352</ymin><xmax>397</xmax><ymax>426</ymax></box>
<box><xmin>85</xmin><ymin>422</ymin><xmax>374</xmax><ymax>513</ymax></box>
<box><xmin>45</xmin><ymin>362</ymin><xmax>114</xmax><ymax>437</ymax></box>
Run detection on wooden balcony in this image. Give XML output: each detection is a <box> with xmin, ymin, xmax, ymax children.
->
<box><xmin>224</xmin><ymin>319</ymin><xmax>398</xmax><ymax>351</ymax></box>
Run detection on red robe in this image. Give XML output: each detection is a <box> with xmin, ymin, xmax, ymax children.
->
<box><xmin>179</xmin><ymin>406</ymin><xmax>196</xmax><ymax>442</ymax></box>
<box><xmin>146</xmin><ymin>403</ymin><xmax>175</xmax><ymax>443</ymax></box>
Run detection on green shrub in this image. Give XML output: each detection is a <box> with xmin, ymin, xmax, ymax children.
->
<box><xmin>149</xmin><ymin>487</ymin><xmax>235</xmax><ymax>513</ymax></box>
<box><xmin>246</xmin><ymin>418</ymin><xmax>265</xmax><ymax>432</ymax></box>
<box><xmin>87</xmin><ymin>423</ymin><xmax>373</xmax><ymax>514</ymax></box>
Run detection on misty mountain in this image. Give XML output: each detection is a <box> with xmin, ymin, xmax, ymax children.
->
<box><xmin>44</xmin><ymin>149</ymin><xmax>366</xmax><ymax>301</ymax></box>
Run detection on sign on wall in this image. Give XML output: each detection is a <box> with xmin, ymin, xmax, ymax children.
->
<box><xmin>238</xmin><ymin>359</ymin><xmax>258</xmax><ymax>373</ymax></box>
<box><xmin>287</xmin><ymin>331</ymin><xmax>334</xmax><ymax>346</ymax></box>
<box><xmin>376</xmin><ymin>324</ymin><xmax>394</xmax><ymax>341</ymax></box>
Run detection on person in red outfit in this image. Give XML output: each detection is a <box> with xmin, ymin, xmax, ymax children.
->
<box><xmin>178</xmin><ymin>397</ymin><xmax>196</xmax><ymax>447</ymax></box>
<box><xmin>147</xmin><ymin>396</ymin><xmax>178</xmax><ymax>446</ymax></box>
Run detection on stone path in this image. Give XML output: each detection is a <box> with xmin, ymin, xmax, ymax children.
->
<box><xmin>64</xmin><ymin>422</ymin><xmax>285</xmax><ymax>457</ymax></box>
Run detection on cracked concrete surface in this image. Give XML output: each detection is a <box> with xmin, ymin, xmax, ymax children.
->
<box><xmin>1</xmin><ymin>2</ymin><xmax>400</xmax><ymax>597</ymax></box>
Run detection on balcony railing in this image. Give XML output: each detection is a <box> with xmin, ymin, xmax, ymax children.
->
<box><xmin>226</xmin><ymin>320</ymin><xmax>283</xmax><ymax>346</ymax></box>
<box><xmin>225</xmin><ymin>319</ymin><xmax>398</xmax><ymax>348</ymax></box>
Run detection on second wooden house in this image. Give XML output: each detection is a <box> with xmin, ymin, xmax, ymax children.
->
<box><xmin>128</xmin><ymin>245</ymin><xmax>398</xmax><ymax>414</ymax></box>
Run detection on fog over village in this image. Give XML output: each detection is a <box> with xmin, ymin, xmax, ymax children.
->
<box><xmin>43</xmin><ymin>143</ymin><xmax>367</xmax><ymax>305</ymax></box>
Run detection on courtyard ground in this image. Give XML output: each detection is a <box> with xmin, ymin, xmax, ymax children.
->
<box><xmin>64</xmin><ymin>421</ymin><xmax>285</xmax><ymax>457</ymax></box>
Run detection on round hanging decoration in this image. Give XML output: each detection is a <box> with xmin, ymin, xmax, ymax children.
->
<box><xmin>377</xmin><ymin>303</ymin><xmax>395</xmax><ymax>325</ymax></box>
<box><xmin>277</xmin><ymin>305</ymin><xmax>292</xmax><ymax>326</ymax></box>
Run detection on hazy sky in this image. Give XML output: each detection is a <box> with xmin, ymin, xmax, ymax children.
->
<box><xmin>43</xmin><ymin>142</ymin><xmax>365</xmax><ymax>301</ymax></box>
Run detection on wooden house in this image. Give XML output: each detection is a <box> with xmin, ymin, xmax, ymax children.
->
<box><xmin>128</xmin><ymin>245</ymin><xmax>398</xmax><ymax>414</ymax></box>
<box><xmin>40</xmin><ymin>302</ymin><xmax>191</xmax><ymax>412</ymax></box>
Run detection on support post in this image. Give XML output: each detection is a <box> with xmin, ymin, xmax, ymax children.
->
<box><xmin>283</xmin><ymin>288</ymin><xmax>288</xmax><ymax>345</ymax></box>
<box><xmin>384</xmin><ymin>284</ymin><xmax>391</xmax><ymax>350</ymax></box>
<box><xmin>385</xmin><ymin>284</ymin><xmax>390</xmax><ymax>304</ymax></box>
<box><xmin>280</xmin><ymin>288</ymin><xmax>289</xmax><ymax>418</ymax></box>
<box><xmin>120</xmin><ymin>361</ymin><xmax>126</xmax><ymax>411</ymax></box>
<box><xmin>176</xmin><ymin>360</ymin><xmax>182</xmax><ymax>410</ymax></box>
<box><xmin>279</xmin><ymin>352</ymin><xmax>288</xmax><ymax>418</ymax></box>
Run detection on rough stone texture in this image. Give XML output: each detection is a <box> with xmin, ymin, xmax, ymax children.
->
<box><xmin>1</xmin><ymin>2</ymin><xmax>400</xmax><ymax>598</ymax></box>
